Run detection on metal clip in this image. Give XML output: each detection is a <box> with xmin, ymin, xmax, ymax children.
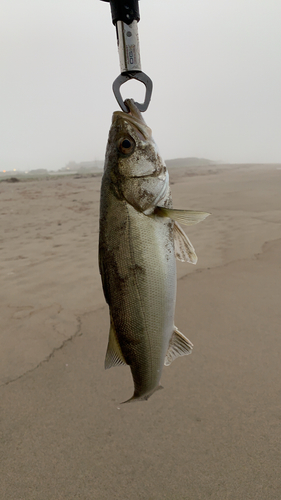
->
<box><xmin>113</xmin><ymin>20</ymin><xmax>153</xmax><ymax>112</ymax></box>
<box><xmin>112</xmin><ymin>71</ymin><xmax>153</xmax><ymax>113</ymax></box>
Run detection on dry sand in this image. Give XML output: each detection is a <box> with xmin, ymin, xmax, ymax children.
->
<box><xmin>1</xmin><ymin>164</ymin><xmax>281</xmax><ymax>499</ymax></box>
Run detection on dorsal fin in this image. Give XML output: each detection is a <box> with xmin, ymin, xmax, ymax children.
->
<box><xmin>173</xmin><ymin>221</ymin><xmax>197</xmax><ymax>264</ymax></box>
<box><xmin>164</xmin><ymin>326</ymin><xmax>193</xmax><ymax>366</ymax></box>
<box><xmin>104</xmin><ymin>317</ymin><xmax>127</xmax><ymax>369</ymax></box>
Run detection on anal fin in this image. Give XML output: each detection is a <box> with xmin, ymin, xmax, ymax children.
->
<box><xmin>164</xmin><ymin>326</ymin><xmax>193</xmax><ymax>366</ymax></box>
<box><xmin>104</xmin><ymin>316</ymin><xmax>127</xmax><ymax>369</ymax></box>
<box><xmin>174</xmin><ymin>221</ymin><xmax>197</xmax><ymax>264</ymax></box>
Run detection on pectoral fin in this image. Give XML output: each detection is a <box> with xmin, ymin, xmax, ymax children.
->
<box><xmin>164</xmin><ymin>326</ymin><xmax>193</xmax><ymax>366</ymax></box>
<box><xmin>104</xmin><ymin>317</ymin><xmax>127</xmax><ymax>369</ymax></box>
<box><xmin>155</xmin><ymin>207</ymin><xmax>210</xmax><ymax>226</ymax></box>
<box><xmin>173</xmin><ymin>221</ymin><xmax>197</xmax><ymax>264</ymax></box>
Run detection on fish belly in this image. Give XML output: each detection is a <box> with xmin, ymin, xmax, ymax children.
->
<box><xmin>99</xmin><ymin>190</ymin><xmax>176</xmax><ymax>399</ymax></box>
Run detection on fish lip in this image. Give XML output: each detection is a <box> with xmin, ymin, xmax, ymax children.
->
<box><xmin>124</xmin><ymin>99</ymin><xmax>145</xmax><ymax>122</ymax></box>
<box><xmin>112</xmin><ymin>99</ymin><xmax>151</xmax><ymax>141</ymax></box>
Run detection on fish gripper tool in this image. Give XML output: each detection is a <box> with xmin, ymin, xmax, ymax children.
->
<box><xmin>101</xmin><ymin>0</ymin><xmax>153</xmax><ymax>112</ymax></box>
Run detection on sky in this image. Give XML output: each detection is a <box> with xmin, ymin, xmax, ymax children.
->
<box><xmin>1</xmin><ymin>0</ymin><xmax>281</xmax><ymax>171</ymax></box>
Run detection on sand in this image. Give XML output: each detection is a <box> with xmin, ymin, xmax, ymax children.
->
<box><xmin>1</xmin><ymin>164</ymin><xmax>281</xmax><ymax>499</ymax></box>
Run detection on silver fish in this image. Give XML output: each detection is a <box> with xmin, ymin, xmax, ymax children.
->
<box><xmin>99</xmin><ymin>99</ymin><xmax>209</xmax><ymax>403</ymax></box>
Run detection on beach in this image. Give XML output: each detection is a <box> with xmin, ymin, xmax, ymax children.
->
<box><xmin>1</xmin><ymin>164</ymin><xmax>281</xmax><ymax>499</ymax></box>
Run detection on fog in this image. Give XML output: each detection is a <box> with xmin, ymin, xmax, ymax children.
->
<box><xmin>1</xmin><ymin>0</ymin><xmax>281</xmax><ymax>171</ymax></box>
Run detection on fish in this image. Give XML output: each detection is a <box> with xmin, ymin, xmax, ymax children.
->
<box><xmin>99</xmin><ymin>99</ymin><xmax>210</xmax><ymax>403</ymax></box>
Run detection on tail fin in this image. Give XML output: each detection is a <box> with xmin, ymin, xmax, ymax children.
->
<box><xmin>121</xmin><ymin>385</ymin><xmax>164</xmax><ymax>404</ymax></box>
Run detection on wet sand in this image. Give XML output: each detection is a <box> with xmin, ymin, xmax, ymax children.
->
<box><xmin>1</xmin><ymin>164</ymin><xmax>281</xmax><ymax>499</ymax></box>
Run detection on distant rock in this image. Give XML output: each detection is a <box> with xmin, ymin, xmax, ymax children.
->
<box><xmin>28</xmin><ymin>169</ymin><xmax>48</xmax><ymax>175</ymax></box>
<box><xmin>62</xmin><ymin>161</ymin><xmax>104</xmax><ymax>173</ymax></box>
<box><xmin>4</xmin><ymin>177</ymin><xmax>20</xmax><ymax>183</ymax></box>
<box><xmin>165</xmin><ymin>157</ymin><xmax>215</xmax><ymax>168</ymax></box>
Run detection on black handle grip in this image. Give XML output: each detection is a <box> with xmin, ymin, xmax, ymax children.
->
<box><xmin>101</xmin><ymin>0</ymin><xmax>140</xmax><ymax>25</ymax></box>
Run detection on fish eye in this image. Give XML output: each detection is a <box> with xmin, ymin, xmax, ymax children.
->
<box><xmin>122</xmin><ymin>139</ymin><xmax>131</xmax><ymax>148</ymax></box>
<box><xmin>118</xmin><ymin>136</ymin><xmax>135</xmax><ymax>156</ymax></box>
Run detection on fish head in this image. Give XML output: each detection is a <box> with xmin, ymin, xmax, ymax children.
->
<box><xmin>105</xmin><ymin>99</ymin><xmax>170</xmax><ymax>214</ymax></box>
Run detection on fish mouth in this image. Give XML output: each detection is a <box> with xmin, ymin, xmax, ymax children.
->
<box><xmin>112</xmin><ymin>99</ymin><xmax>152</xmax><ymax>141</ymax></box>
<box><xmin>124</xmin><ymin>99</ymin><xmax>145</xmax><ymax>121</ymax></box>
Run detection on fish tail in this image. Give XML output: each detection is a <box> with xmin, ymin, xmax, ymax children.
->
<box><xmin>121</xmin><ymin>385</ymin><xmax>164</xmax><ymax>404</ymax></box>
